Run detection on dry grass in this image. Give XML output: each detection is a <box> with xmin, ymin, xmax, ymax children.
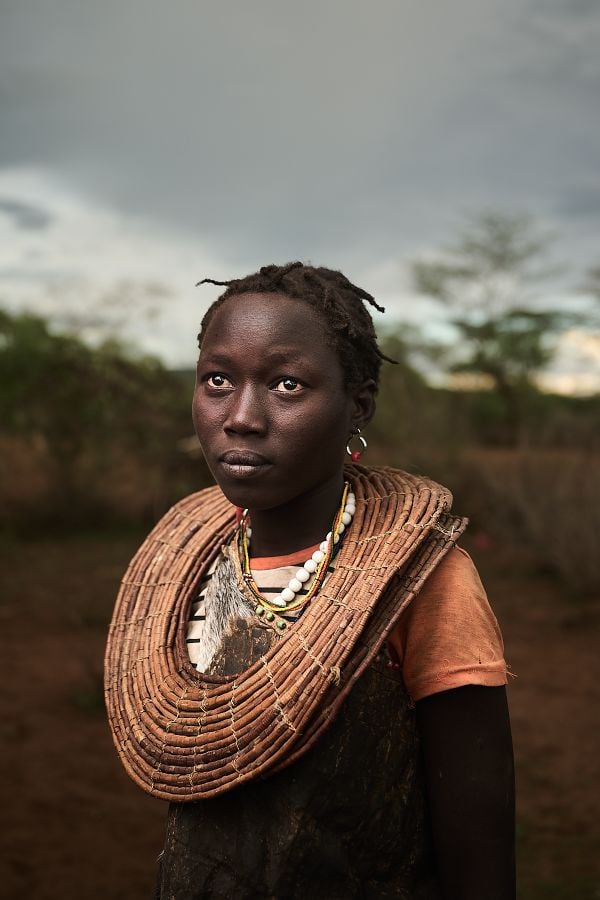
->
<box><xmin>463</xmin><ymin>449</ymin><xmax>600</xmax><ymax>596</ymax></box>
<box><xmin>2</xmin><ymin>533</ymin><xmax>598</xmax><ymax>898</ymax></box>
<box><xmin>0</xmin><ymin>436</ymin><xmax>211</xmax><ymax>531</ymax></box>
<box><xmin>3</xmin><ymin>434</ymin><xmax>598</xmax><ymax>596</ymax></box>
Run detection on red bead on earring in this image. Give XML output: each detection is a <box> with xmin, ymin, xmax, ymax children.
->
<box><xmin>346</xmin><ymin>430</ymin><xmax>367</xmax><ymax>462</ymax></box>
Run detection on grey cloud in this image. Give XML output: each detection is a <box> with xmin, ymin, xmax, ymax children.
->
<box><xmin>507</xmin><ymin>0</ymin><xmax>600</xmax><ymax>84</ymax></box>
<box><xmin>530</xmin><ymin>0</ymin><xmax>600</xmax><ymax>18</ymax></box>
<box><xmin>556</xmin><ymin>185</ymin><xmax>600</xmax><ymax>219</ymax></box>
<box><xmin>0</xmin><ymin>265</ymin><xmax>75</xmax><ymax>282</ymax></box>
<box><xmin>0</xmin><ymin>198</ymin><xmax>54</xmax><ymax>230</ymax></box>
<box><xmin>0</xmin><ymin>0</ymin><xmax>599</xmax><ymax>272</ymax></box>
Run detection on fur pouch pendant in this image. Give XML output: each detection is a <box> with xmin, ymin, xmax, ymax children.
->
<box><xmin>193</xmin><ymin>547</ymin><xmax>255</xmax><ymax>673</ymax></box>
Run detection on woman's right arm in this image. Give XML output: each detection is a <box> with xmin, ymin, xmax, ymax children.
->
<box><xmin>416</xmin><ymin>684</ymin><xmax>516</xmax><ymax>900</ymax></box>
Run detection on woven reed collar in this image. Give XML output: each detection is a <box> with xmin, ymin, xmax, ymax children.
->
<box><xmin>104</xmin><ymin>465</ymin><xmax>466</xmax><ymax>800</ymax></box>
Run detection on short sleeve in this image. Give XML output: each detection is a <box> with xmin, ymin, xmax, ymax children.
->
<box><xmin>387</xmin><ymin>546</ymin><xmax>508</xmax><ymax>702</ymax></box>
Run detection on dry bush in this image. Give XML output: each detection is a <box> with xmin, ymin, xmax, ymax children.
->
<box><xmin>463</xmin><ymin>448</ymin><xmax>600</xmax><ymax>595</ymax></box>
<box><xmin>0</xmin><ymin>435</ymin><xmax>212</xmax><ymax>532</ymax></box>
<box><xmin>0</xmin><ymin>435</ymin><xmax>54</xmax><ymax>517</ymax></box>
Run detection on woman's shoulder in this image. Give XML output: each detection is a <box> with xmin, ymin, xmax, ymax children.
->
<box><xmin>359</xmin><ymin>464</ymin><xmax>451</xmax><ymax>491</ymax></box>
<box><xmin>166</xmin><ymin>483</ymin><xmax>225</xmax><ymax>516</ymax></box>
<box><xmin>141</xmin><ymin>484</ymin><xmax>233</xmax><ymax>542</ymax></box>
<box><xmin>154</xmin><ymin>483</ymin><xmax>231</xmax><ymax>521</ymax></box>
<box><xmin>409</xmin><ymin>545</ymin><xmax>489</xmax><ymax>616</ymax></box>
<box><xmin>121</xmin><ymin>484</ymin><xmax>234</xmax><ymax>577</ymax></box>
<box><xmin>351</xmin><ymin>464</ymin><xmax>457</xmax><ymax>513</ymax></box>
<box><xmin>427</xmin><ymin>544</ymin><xmax>481</xmax><ymax>584</ymax></box>
<box><xmin>390</xmin><ymin>546</ymin><xmax>508</xmax><ymax>701</ymax></box>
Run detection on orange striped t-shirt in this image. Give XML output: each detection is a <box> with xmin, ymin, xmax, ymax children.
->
<box><xmin>246</xmin><ymin>544</ymin><xmax>508</xmax><ymax>703</ymax></box>
<box><xmin>185</xmin><ymin>544</ymin><xmax>508</xmax><ymax>703</ymax></box>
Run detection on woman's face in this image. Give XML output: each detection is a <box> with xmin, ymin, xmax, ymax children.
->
<box><xmin>193</xmin><ymin>291</ymin><xmax>374</xmax><ymax>512</ymax></box>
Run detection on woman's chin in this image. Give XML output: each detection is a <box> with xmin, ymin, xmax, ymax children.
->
<box><xmin>214</xmin><ymin>478</ymin><xmax>275</xmax><ymax>511</ymax></box>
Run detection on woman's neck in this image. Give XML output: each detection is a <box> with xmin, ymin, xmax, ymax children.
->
<box><xmin>245</xmin><ymin>473</ymin><xmax>346</xmax><ymax>558</ymax></box>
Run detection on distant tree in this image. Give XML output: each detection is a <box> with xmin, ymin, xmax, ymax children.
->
<box><xmin>370</xmin><ymin>329</ymin><xmax>464</xmax><ymax>469</ymax></box>
<box><xmin>411</xmin><ymin>211</ymin><xmax>570</xmax><ymax>440</ymax></box>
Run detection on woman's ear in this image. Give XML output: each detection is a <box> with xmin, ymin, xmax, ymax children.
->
<box><xmin>350</xmin><ymin>379</ymin><xmax>377</xmax><ymax>431</ymax></box>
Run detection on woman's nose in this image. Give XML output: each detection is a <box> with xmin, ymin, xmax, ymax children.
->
<box><xmin>224</xmin><ymin>384</ymin><xmax>267</xmax><ymax>435</ymax></box>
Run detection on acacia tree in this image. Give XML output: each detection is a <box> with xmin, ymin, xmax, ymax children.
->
<box><xmin>411</xmin><ymin>211</ymin><xmax>569</xmax><ymax>440</ymax></box>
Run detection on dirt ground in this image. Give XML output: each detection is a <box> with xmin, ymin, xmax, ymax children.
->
<box><xmin>1</xmin><ymin>531</ymin><xmax>598</xmax><ymax>899</ymax></box>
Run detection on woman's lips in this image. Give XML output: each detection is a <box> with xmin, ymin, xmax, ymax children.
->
<box><xmin>218</xmin><ymin>450</ymin><xmax>272</xmax><ymax>479</ymax></box>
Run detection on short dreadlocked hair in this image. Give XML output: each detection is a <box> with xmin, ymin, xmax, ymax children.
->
<box><xmin>196</xmin><ymin>262</ymin><xmax>394</xmax><ymax>390</ymax></box>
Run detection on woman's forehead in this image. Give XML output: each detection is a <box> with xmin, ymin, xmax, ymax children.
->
<box><xmin>201</xmin><ymin>291</ymin><xmax>330</xmax><ymax>351</ymax></box>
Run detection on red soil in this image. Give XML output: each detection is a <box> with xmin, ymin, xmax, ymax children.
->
<box><xmin>1</xmin><ymin>533</ymin><xmax>598</xmax><ymax>899</ymax></box>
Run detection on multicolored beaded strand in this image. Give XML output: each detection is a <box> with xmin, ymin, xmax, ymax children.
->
<box><xmin>238</xmin><ymin>482</ymin><xmax>356</xmax><ymax>629</ymax></box>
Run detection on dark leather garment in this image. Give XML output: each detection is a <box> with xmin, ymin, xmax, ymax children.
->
<box><xmin>157</xmin><ymin>620</ymin><xmax>441</xmax><ymax>900</ymax></box>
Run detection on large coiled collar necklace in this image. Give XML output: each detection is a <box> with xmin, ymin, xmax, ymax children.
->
<box><xmin>104</xmin><ymin>465</ymin><xmax>466</xmax><ymax>800</ymax></box>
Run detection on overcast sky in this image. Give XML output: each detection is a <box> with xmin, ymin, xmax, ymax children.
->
<box><xmin>1</xmin><ymin>0</ymin><xmax>599</xmax><ymax>390</ymax></box>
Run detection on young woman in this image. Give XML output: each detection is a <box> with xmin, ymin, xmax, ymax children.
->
<box><xmin>105</xmin><ymin>262</ymin><xmax>515</xmax><ymax>899</ymax></box>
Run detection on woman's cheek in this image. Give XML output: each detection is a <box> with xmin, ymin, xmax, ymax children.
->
<box><xmin>192</xmin><ymin>396</ymin><xmax>212</xmax><ymax>442</ymax></box>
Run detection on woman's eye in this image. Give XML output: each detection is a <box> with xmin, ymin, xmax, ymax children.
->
<box><xmin>273</xmin><ymin>377</ymin><xmax>302</xmax><ymax>393</ymax></box>
<box><xmin>206</xmin><ymin>373</ymin><xmax>232</xmax><ymax>388</ymax></box>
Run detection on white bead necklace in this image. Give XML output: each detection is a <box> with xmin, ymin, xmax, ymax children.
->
<box><xmin>239</xmin><ymin>484</ymin><xmax>356</xmax><ymax>616</ymax></box>
<box><xmin>270</xmin><ymin>490</ymin><xmax>356</xmax><ymax>608</ymax></box>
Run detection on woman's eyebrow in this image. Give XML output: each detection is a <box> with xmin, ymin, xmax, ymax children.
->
<box><xmin>199</xmin><ymin>348</ymin><xmax>309</xmax><ymax>366</ymax></box>
<box><xmin>261</xmin><ymin>348</ymin><xmax>308</xmax><ymax>365</ymax></box>
<box><xmin>197</xmin><ymin>352</ymin><xmax>234</xmax><ymax>366</ymax></box>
